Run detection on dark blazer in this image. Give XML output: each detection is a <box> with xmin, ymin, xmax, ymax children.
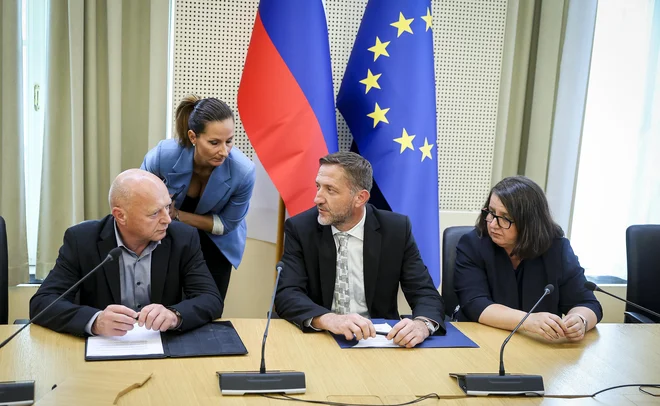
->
<box><xmin>30</xmin><ymin>215</ymin><xmax>224</xmax><ymax>336</ymax></box>
<box><xmin>454</xmin><ymin>229</ymin><xmax>603</xmax><ymax>322</ymax></box>
<box><xmin>274</xmin><ymin>205</ymin><xmax>446</xmax><ymax>334</ymax></box>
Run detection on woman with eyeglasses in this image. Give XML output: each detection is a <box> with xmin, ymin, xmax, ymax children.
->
<box><xmin>454</xmin><ymin>176</ymin><xmax>602</xmax><ymax>342</ymax></box>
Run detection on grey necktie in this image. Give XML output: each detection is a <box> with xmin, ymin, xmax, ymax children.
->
<box><xmin>333</xmin><ymin>232</ymin><xmax>351</xmax><ymax>314</ymax></box>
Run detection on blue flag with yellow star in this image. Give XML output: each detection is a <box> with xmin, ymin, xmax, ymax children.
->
<box><xmin>337</xmin><ymin>0</ymin><xmax>440</xmax><ymax>287</ymax></box>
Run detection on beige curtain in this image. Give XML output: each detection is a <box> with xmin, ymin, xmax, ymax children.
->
<box><xmin>36</xmin><ymin>0</ymin><xmax>169</xmax><ymax>279</ymax></box>
<box><xmin>493</xmin><ymin>0</ymin><xmax>571</xmax><ymax>188</ymax></box>
<box><xmin>0</xmin><ymin>0</ymin><xmax>29</xmax><ymax>286</ymax></box>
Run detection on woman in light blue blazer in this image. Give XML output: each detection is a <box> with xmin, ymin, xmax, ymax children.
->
<box><xmin>142</xmin><ymin>95</ymin><xmax>255</xmax><ymax>299</ymax></box>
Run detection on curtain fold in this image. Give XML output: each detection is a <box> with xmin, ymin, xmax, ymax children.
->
<box><xmin>36</xmin><ymin>0</ymin><xmax>169</xmax><ymax>279</ymax></box>
<box><xmin>0</xmin><ymin>0</ymin><xmax>29</xmax><ymax>286</ymax></box>
<box><xmin>493</xmin><ymin>0</ymin><xmax>570</xmax><ymax>188</ymax></box>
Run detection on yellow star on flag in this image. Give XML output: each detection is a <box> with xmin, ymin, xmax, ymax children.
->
<box><xmin>390</xmin><ymin>12</ymin><xmax>414</xmax><ymax>37</ymax></box>
<box><xmin>359</xmin><ymin>69</ymin><xmax>382</xmax><ymax>94</ymax></box>
<box><xmin>367</xmin><ymin>103</ymin><xmax>390</xmax><ymax>127</ymax></box>
<box><xmin>393</xmin><ymin>128</ymin><xmax>416</xmax><ymax>153</ymax></box>
<box><xmin>419</xmin><ymin>137</ymin><xmax>434</xmax><ymax>161</ymax></box>
<box><xmin>421</xmin><ymin>8</ymin><xmax>432</xmax><ymax>32</ymax></box>
<box><xmin>368</xmin><ymin>37</ymin><xmax>390</xmax><ymax>61</ymax></box>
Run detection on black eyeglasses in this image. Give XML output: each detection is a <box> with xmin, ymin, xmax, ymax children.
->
<box><xmin>482</xmin><ymin>208</ymin><xmax>514</xmax><ymax>229</ymax></box>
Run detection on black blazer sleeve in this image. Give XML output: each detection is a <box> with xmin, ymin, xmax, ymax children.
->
<box><xmin>454</xmin><ymin>231</ymin><xmax>496</xmax><ymax>322</ymax></box>
<box><xmin>557</xmin><ymin>239</ymin><xmax>603</xmax><ymax>322</ymax></box>
<box><xmin>399</xmin><ymin>217</ymin><xmax>446</xmax><ymax>334</ymax></box>
<box><xmin>29</xmin><ymin>229</ymin><xmax>103</xmax><ymax>336</ymax></box>
<box><xmin>274</xmin><ymin>219</ymin><xmax>331</xmax><ymax>331</ymax></box>
<box><xmin>169</xmin><ymin>227</ymin><xmax>224</xmax><ymax>331</ymax></box>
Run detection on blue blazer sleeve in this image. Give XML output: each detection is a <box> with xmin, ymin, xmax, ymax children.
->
<box><xmin>215</xmin><ymin>164</ymin><xmax>255</xmax><ymax>235</ymax></box>
<box><xmin>140</xmin><ymin>141</ymin><xmax>163</xmax><ymax>177</ymax></box>
<box><xmin>557</xmin><ymin>239</ymin><xmax>603</xmax><ymax>322</ymax></box>
<box><xmin>454</xmin><ymin>232</ymin><xmax>495</xmax><ymax>321</ymax></box>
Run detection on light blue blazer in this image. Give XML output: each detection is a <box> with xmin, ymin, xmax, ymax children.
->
<box><xmin>141</xmin><ymin>139</ymin><xmax>256</xmax><ymax>268</ymax></box>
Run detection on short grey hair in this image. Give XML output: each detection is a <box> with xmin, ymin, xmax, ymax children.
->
<box><xmin>319</xmin><ymin>151</ymin><xmax>373</xmax><ymax>193</ymax></box>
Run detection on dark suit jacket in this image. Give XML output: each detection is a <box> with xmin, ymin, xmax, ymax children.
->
<box><xmin>454</xmin><ymin>229</ymin><xmax>603</xmax><ymax>322</ymax></box>
<box><xmin>274</xmin><ymin>205</ymin><xmax>446</xmax><ymax>334</ymax></box>
<box><xmin>30</xmin><ymin>215</ymin><xmax>224</xmax><ymax>336</ymax></box>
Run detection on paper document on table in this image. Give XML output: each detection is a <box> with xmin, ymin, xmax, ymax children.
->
<box><xmin>86</xmin><ymin>325</ymin><xmax>164</xmax><ymax>358</ymax></box>
<box><xmin>350</xmin><ymin>323</ymin><xmax>399</xmax><ymax>348</ymax></box>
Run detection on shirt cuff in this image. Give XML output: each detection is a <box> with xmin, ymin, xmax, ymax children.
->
<box><xmin>212</xmin><ymin>215</ymin><xmax>224</xmax><ymax>235</ymax></box>
<box><xmin>303</xmin><ymin>317</ymin><xmax>323</xmax><ymax>331</ymax></box>
<box><xmin>85</xmin><ymin>311</ymin><xmax>102</xmax><ymax>335</ymax></box>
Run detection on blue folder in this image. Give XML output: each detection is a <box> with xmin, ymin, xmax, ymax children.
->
<box><xmin>332</xmin><ymin>319</ymin><xmax>479</xmax><ymax>349</ymax></box>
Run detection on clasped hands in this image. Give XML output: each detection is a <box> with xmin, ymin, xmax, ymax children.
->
<box><xmin>522</xmin><ymin>312</ymin><xmax>587</xmax><ymax>342</ymax></box>
<box><xmin>91</xmin><ymin>304</ymin><xmax>180</xmax><ymax>337</ymax></box>
<box><xmin>313</xmin><ymin>313</ymin><xmax>430</xmax><ymax>348</ymax></box>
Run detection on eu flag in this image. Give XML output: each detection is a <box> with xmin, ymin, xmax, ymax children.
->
<box><xmin>337</xmin><ymin>0</ymin><xmax>440</xmax><ymax>287</ymax></box>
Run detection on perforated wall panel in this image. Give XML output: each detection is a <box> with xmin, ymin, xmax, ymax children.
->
<box><xmin>173</xmin><ymin>0</ymin><xmax>507</xmax><ymax>211</ymax></box>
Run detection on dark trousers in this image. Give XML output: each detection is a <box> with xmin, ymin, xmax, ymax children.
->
<box><xmin>198</xmin><ymin>230</ymin><xmax>232</xmax><ymax>300</ymax></box>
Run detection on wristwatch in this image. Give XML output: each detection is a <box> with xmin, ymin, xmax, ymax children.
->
<box><xmin>167</xmin><ymin>307</ymin><xmax>183</xmax><ymax>329</ymax></box>
<box><xmin>576</xmin><ymin>314</ymin><xmax>588</xmax><ymax>334</ymax></box>
<box><xmin>415</xmin><ymin>317</ymin><xmax>436</xmax><ymax>335</ymax></box>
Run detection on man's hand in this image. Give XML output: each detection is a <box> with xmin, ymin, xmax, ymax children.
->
<box><xmin>562</xmin><ymin>313</ymin><xmax>586</xmax><ymax>342</ymax></box>
<box><xmin>137</xmin><ymin>304</ymin><xmax>179</xmax><ymax>332</ymax></box>
<box><xmin>92</xmin><ymin>304</ymin><xmax>138</xmax><ymax>337</ymax></box>
<box><xmin>522</xmin><ymin>312</ymin><xmax>567</xmax><ymax>341</ymax></box>
<box><xmin>388</xmin><ymin>319</ymin><xmax>429</xmax><ymax>348</ymax></box>
<box><xmin>312</xmin><ymin>313</ymin><xmax>376</xmax><ymax>340</ymax></box>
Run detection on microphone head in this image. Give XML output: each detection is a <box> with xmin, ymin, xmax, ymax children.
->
<box><xmin>108</xmin><ymin>247</ymin><xmax>123</xmax><ymax>261</ymax></box>
<box><xmin>275</xmin><ymin>261</ymin><xmax>284</xmax><ymax>273</ymax></box>
<box><xmin>584</xmin><ymin>281</ymin><xmax>598</xmax><ymax>292</ymax></box>
<box><xmin>544</xmin><ymin>284</ymin><xmax>555</xmax><ymax>294</ymax></box>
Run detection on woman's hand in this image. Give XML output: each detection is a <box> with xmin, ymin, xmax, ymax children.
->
<box><xmin>562</xmin><ymin>313</ymin><xmax>587</xmax><ymax>342</ymax></box>
<box><xmin>522</xmin><ymin>312</ymin><xmax>567</xmax><ymax>341</ymax></box>
<box><xmin>169</xmin><ymin>199</ymin><xmax>179</xmax><ymax>221</ymax></box>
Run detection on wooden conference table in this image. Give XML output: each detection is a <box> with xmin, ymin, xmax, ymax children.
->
<box><xmin>0</xmin><ymin>320</ymin><xmax>658</xmax><ymax>405</ymax></box>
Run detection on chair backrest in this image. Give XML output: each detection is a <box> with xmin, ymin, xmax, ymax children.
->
<box><xmin>0</xmin><ymin>216</ymin><xmax>9</xmax><ymax>324</ymax></box>
<box><xmin>626</xmin><ymin>224</ymin><xmax>660</xmax><ymax>322</ymax></box>
<box><xmin>441</xmin><ymin>226</ymin><xmax>474</xmax><ymax>319</ymax></box>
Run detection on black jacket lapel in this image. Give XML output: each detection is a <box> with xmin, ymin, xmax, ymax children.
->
<box><xmin>98</xmin><ymin>216</ymin><xmax>121</xmax><ymax>304</ymax></box>
<box><xmin>150</xmin><ymin>237</ymin><xmax>171</xmax><ymax>304</ymax></box>
<box><xmin>363</xmin><ymin>205</ymin><xmax>381</xmax><ymax>312</ymax></box>
<box><xmin>318</xmin><ymin>224</ymin><xmax>337</xmax><ymax>309</ymax></box>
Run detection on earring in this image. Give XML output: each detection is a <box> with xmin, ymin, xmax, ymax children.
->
<box><xmin>192</xmin><ymin>143</ymin><xmax>196</xmax><ymax>147</ymax></box>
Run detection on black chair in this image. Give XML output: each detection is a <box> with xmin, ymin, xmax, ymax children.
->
<box><xmin>0</xmin><ymin>216</ymin><xmax>9</xmax><ymax>324</ymax></box>
<box><xmin>441</xmin><ymin>226</ymin><xmax>474</xmax><ymax>320</ymax></box>
<box><xmin>625</xmin><ymin>225</ymin><xmax>660</xmax><ymax>323</ymax></box>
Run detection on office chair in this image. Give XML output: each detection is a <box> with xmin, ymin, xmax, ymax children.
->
<box><xmin>625</xmin><ymin>224</ymin><xmax>660</xmax><ymax>323</ymax></box>
<box><xmin>441</xmin><ymin>226</ymin><xmax>474</xmax><ymax>320</ymax></box>
<box><xmin>0</xmin><ymin>216</ymin><xmax>9</xmax><ymax>324</ymax></box>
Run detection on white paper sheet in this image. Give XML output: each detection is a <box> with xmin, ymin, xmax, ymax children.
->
<box><xmin>350</xmin><ymin>323</ymin><xmax>400</xmax><ymax>348</ymax></box>
<box><xmin>86</xmin><ymin>324</ymin><xmax>164</xmax><ymax>358</ymax></box>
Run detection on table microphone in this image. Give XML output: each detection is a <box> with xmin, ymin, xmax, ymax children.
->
<box><xmin>0</xmin><ymin>247</ymin><xmax>122</xmax><ymax>405</ymax></box>
<box><xmin>217</xmin><ymin>261</ymin><xmax>306</xmax><ymax>395</ymax></box>
<box><xmin>450</xmin><ymin>284</ymin><xmax>554</xmax><ymax>396</ymax></box>
<box><xmin>584</xmin><ymin>281</ymin><xmax>660</xmax><ymax>320</ymax></box>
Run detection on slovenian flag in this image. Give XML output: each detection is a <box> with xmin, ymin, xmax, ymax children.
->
<box><xmin>238</xmin><ymin>0</ymin><xmax>338</xmax><ymax>216</ymax></box>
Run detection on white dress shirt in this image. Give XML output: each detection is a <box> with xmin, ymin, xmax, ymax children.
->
<box><xmin>330</xmin><ymin>207</ymin><xmax>368</xmax><ymax>316</ymax></box>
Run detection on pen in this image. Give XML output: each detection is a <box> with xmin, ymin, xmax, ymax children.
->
<box><xmin>375</xmin><ymin>331</ymin><xmax>390</xmax><ymax>336</ymax></box>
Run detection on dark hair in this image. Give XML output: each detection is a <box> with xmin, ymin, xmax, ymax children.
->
<box><xmin>174</xmin><ymin>95</ymin><xmax>234</xmax><ymax>147</ymax></box>
<box><xmin>476</xmin><ymin>176</ymin><xmax>564</xmax><ymax>259</ymax></box>
<box><xmin>319</xmin><ymin>151</ymin><xmax>373</xmax><ymax>193</ymax></box>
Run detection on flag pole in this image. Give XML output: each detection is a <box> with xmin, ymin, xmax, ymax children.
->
<box><xmin>275</xmin><ymin>196</ymin><xmax>285</xmax><ymax>275</ymax></box>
